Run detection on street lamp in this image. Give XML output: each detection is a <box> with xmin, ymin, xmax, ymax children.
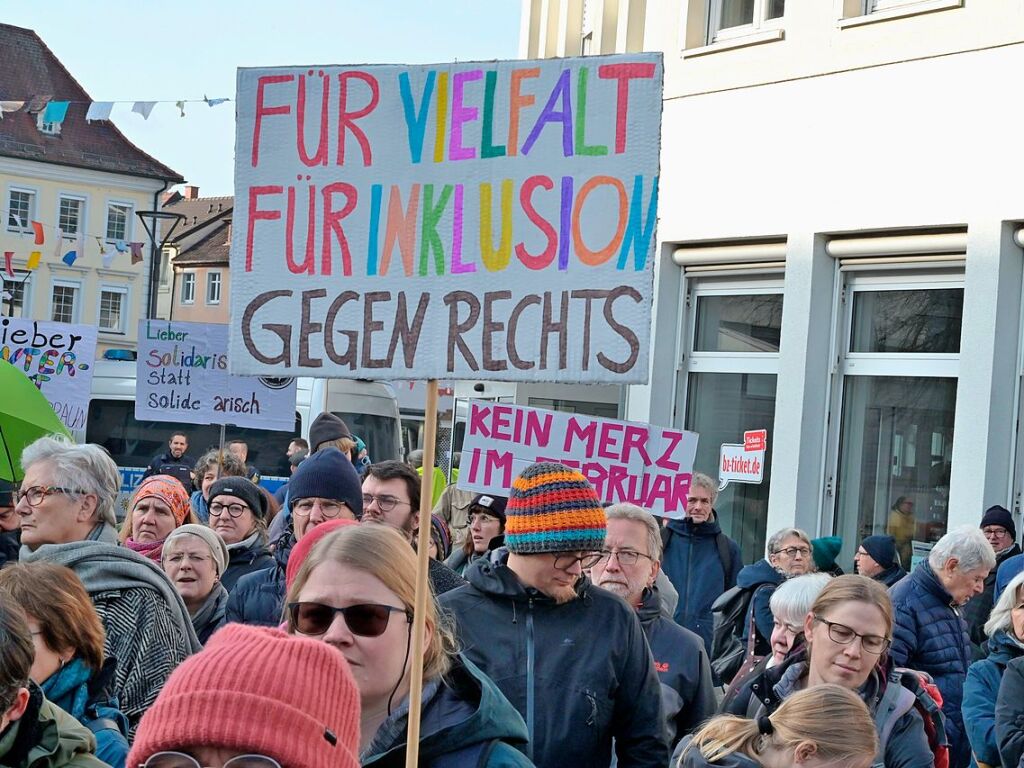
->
<box><xmin>136</xmin><ymin>210</ymin><xmax>186</xmax><ymax>319</ymax></box>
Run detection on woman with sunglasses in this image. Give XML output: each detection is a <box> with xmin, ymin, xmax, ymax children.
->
<box><xmin>128</xmin><ymin>622</ymin><xmax>361</xmax><ymax>768</ymax></box>
<box><xmin>723</xmin><ymin>575</ymin><xmax>935</xmax><ymax>768</ymax></box>
<box><xmin>205</xmin><ymin>478</ymin><xmax>274</xmax><ymax>592</ymax></box>
<box><xmin>286</xmin><ymin>523</ymin><xmax>535</xmax><ymax>767</ymax></box>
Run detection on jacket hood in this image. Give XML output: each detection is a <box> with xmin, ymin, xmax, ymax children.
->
<box><xmin>364</xmin><ymin>654</ymin><xmax>528</xmax><ymax>764</ymax></box>
<box><xmin>463</xmin><ymin>547</ymin><xmax>589</xmax><ymax>602</ymax></box>
<box><xmin>736</xmin><ymin>558</ymin><xmax>784</xmax><ymax>589</ymax></box>
<box><xmin>986</xmin><ymin>629</ymin><xmax>1024</xmax><ymax>666</ymax></box>
<box><xmin>667</xmin><ymin>513</ymin><xmax>723</xmax><ymax>537</ymax></box>
<box><xmin>637</xmin><ymin>586</ymin><xmax>661</xmax><ymax>626</ymax></box>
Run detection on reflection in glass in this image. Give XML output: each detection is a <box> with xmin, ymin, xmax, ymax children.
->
<box><xmin>694</xmin><ymin>294</ymin><xmax>783</xmax><ymax>353</ymax></box>
<box><xmin>766</xmin><ymin>0</ymin><xmax>785</xmax><ymax>19</ymax></box>
<box><xmin>850</xmin><ymin>289</ymin><xmax>963</xmax><ymax>354</ymax></box>
<box><xmin>686</xmin><ymin>372</ymin><xmax>776</xmax><ymax>563</ymax></box>
<box><xmin>834</xmin><ymin>376</ymin><xmax>957</xmax><ymax>570</ymax></box>
<box><xmin>718</xmin><ymin>0</ymin><xmax>755</xmax><ymax>29</ymax></box>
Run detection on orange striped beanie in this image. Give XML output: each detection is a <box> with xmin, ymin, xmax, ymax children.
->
<box><xmin>504</xmin><ymin>462</ymin><xmax>606</xmax><ymax>554</ymax></box>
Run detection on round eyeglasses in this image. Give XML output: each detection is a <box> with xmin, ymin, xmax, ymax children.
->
<box><xmin>813</xmin><ymin>615</ymin><xmax>891</xmax><ymax>655</ymax></box>
<box><xmin>208</xmin><ymin>502</ymin><xmax>250</xmax><ymax>518</ymax></box>
<box><xmin>138</xmin><ymin>752</ymin><xmax>282</xmax><ymax>768</ymax></box>
<box><xmin>15</xmin><ymin>485</ymin><xmax>85</xmax><ymax>507</ymax></box>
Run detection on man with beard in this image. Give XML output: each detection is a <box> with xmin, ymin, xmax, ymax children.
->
<box><xmin>142</xmin><ymin>432</ymin><xmax>195</xmax><ymax>491</ymax></box>
<box><xmin>439</xmin><ymin>462</ymin><xmax>667</xmax><ymax>768</ymax></box>
<box><xmin>590</xmin><ymin>503</ymin><xmax>716</xmax><ymax>750</ymax></box>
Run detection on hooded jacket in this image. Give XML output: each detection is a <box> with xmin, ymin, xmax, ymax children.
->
<box><xmin>722</xmin><ymin>649</ymin><xmax>933</xmax><ymax>768</ymax></box>
<box><xmin>636</xmin><ymin>587</ymin><xmax>716</xmax><ymax>746</ymax></box>
<box><xmin>889</xmin><ymin>561</ymin><xmax>972</xmax><ymax>768</ymax></box>
<box><xmin>439</xmin><ymin>551</ymin><xmax>668</xmax><ymax>768</ymax></box>
<box><xmin>226</xmin><ymin>531</ymin><xmax>293</xmax><ymax>627</ymax></box>
<box><xmin>362</xmin><ymin>654</ymin><xmax>535</xmax><ymax>768</ymax></box>
<box><xmin>996</xmin><ymin>655</ymin><xmax>1024</xmax><ymax>768</ymax></box>
<box><xmin>660</xmin><ymin>515</ymin><xmax>741</xmax><ymax>652</ymax></box>
<box><xmin>964</xmin><ymin>629</ymin><xmax>1024</xmax><ymax>768</ymax></box>
<box><xmin>674</xmin><ymin>736</ymin><xmax>762</xmax><ymax>768</ymax></box>
<box><xmin>735</xmin><ymin>559</ymin><xmax>785</xmax><ymax>656</ymax></box>
<box><xmin>0</xmin><ymin>684</ymin><xmax>108</xmax><ymax>767</ymax></box>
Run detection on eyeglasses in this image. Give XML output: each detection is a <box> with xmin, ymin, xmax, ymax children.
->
<box><xmin>209</xmin><ymin>502</ymin><xmax>250</xmax><ymax>518</ymax></box>
<box><xmin>551</xmin><ymin>552</ymin><xmax>604</xmax><ymax>571</ymax></box>
<box><xmin>15</xmin><ymin>486</ymin><xmax>86</xmax><ymax>507</ymax></box>
<box><xmin>813</xmin><ymin>615</ymin><xmax>890</xmax><ymax>655</ymax></box>
<box><xmin>139</xmin><ymin>753</ymin><xmax>281</xmax><ymax>768</ymax></box>
<box><xmin>163</xmin><ymin>552</ymin><xmax>212</xmax><ymax>566</ymax></box>
<box><xmin>361</xmin><ymin>493</ymin><xmax>409</xmax><ymax>513</ymax></box>
<box><xmin>983</xmin><ymin>527</ymin><xmax>1011</xmax><ymax>538</ymax></box>
<box><xmin>293</xmin><ymin>498</ymin><xmax>350</xmax><ymax>518</ymax></box>
<box><xmin>773</xmin><ymin>546</ymin><xmax>811</xmax><ymax>558</ymax></box>
<box><xmin>288</xmin><ymin>601</ymin><xmax>412</xmax><ymax>637</ymax></box>
<box><xmin>595</xmin><ymin>549</ymin><xmax>654</xmax><ymax>567</ymax></box>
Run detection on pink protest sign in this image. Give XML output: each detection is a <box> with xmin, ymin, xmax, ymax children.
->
<box><xmin>230</xmin><ymin>55</ymin><xmax>664</xmax><ymax>383</ymax></box>
<box><xmin>458</xmin><ymin>400</ymin><xmax>699</xmax><ymax>517</ymax></box>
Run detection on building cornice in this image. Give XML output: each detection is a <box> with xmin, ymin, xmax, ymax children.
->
<box><xmin>0</xmin><ymin>156</ymin><xmax>166</xmax><ymax>194</ymax></box>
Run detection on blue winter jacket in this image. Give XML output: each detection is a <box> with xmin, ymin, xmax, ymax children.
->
<box><xmin>964</xmin><ymin>629</ymin><xmax>1024</xmax><ymax>768</ymax></box>
<box><xmin>42</xmin><ymin>657</ymin><xmax>129</xmax><ymax>768</ymax></box>
<box><xmin>996</xmin><ymin>655</ymin><xmax>1024</xmax><ymax>768</ymax></box>
<box><xmin>889</xmin><ymin>561</ymin><xmax>973</xmax><ymax>768</ymax></box>
<box><xmin>735</xmin><ymin>558</ymin><xmax>785</xmax><ymax>657</ymax></box>
<box><xmin>996</xmin><ymin>553</ymin><xmax>1024</xmax><ymax>601</ymax></box>
<box><xmin>226</xmin><ymin>533</ymin><xmax>292</xmax><ymax>627</ymax></box>
<box><xmin>660</xmin><ymin>515</ymin><xmax>741</xmax><ymax>653</ymax></box>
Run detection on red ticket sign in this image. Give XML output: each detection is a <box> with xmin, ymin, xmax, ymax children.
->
<box><xmin>744</xmin><ymin>429</ymin><xmax>767</xmax><ymax>452</ymax></box>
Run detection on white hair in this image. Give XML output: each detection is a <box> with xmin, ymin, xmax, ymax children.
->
<box><xmin>985</xmin><ymin>571</ymin><xmax>1024</xmax><ymax>638</ymax></box>
<box><xmin>766</xmin><ymin>527</ymin><xmax>812</xmax><ymax>558</ymax></box>
<box><xmin>928</xmin><ymin>525</ymin><xmax>997</xmax><ymax>573</ymax></box>
<box><xmin>20</xmin><ymin>436</ymin><xmax>120</xmax><ymax>527</ymax></box>
<box><xmin>770</xmin><ymin>573</ymin><xmax>833</xmax><ymax>625</ymax></box>
<box><xmin>605</xmin><ymin>503</ymin><xmax>662</xmax><ymax>561</ymax></box>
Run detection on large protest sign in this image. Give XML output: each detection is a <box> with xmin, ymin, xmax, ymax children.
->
<box><xmin>230</xmin><ymin>54</ymin><xmax>663</xmax><ymax>383</ymax></box>
<box><xmin>0</xmin><ymin>318</ymin><xmax>96</xmax><ymax>431</ymax></box>
<box><xmin>459</xmin><ymin>401</ymin><xmax>698</xmax><ymax>517</ymax></box>
<box><xmin>137</xmin><ymin>320</ymin><xmax>297</xmax><ymax>431</ymax></box>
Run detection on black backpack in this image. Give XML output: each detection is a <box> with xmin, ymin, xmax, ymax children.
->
<box><xmin>708</xmin><ymin>583</ymin><xmax>759</xmax><ymax>684</ymax></box>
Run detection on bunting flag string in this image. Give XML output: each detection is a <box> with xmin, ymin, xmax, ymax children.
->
<box><xmin>0</xmin><ymin>96</ymin><xmax>231</xmax><ymax>127</ymax></box>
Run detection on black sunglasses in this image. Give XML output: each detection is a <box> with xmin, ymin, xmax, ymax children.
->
<box><xmin>288</xmin><ymin>601</ymin><xmax>411</xmax><ymax>637</ymax></box>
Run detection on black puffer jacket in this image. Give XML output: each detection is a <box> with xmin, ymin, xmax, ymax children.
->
<box><xmin>963</xmin><ymin>543</ymin><xmax>1022</xmax><ymax>652</ymax></box>
<box><xmin>997</xmin><ymin>655</ymin><xmax>1024</xmax><ymax>768</ymax></box>
<box><xmin>439</xmin><ymin>550</ymin><xmax>667</xmax><ymax>768</ymax></box>
<box><xmin>221</xmin><ymin>534</ymin><xmax>274</xmax><ymax>593</ymax></box>
<box><xmin>226</xmin><ymin>533</ymin><xmax>292</xmax><ymax>626</ymax></box>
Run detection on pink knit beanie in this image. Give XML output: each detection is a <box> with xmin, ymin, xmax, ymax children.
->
<box><xmin>127</xmin><ymin>624</ymin><xmax>360</xmax><ymax>768</ymax></box>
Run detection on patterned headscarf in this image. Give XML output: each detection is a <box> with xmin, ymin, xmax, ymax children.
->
<box><xmin>132</xmin><ymin>475</ymin><xmax>191</xmax><ymax>528</ymax></box>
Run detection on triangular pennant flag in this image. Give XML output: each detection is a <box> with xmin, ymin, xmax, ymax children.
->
<box><xmin>132</xmin><ymin>101</ymin><xmax>156</xmax><ymax>120</ymax></box>
<box><xmin>85</xmin><ymin>101</ymin><xmax>114</xmax><ymax>122</ymax></box>
<box><xmin>31</xmin><ymin>220</ymin><xmax>44</xmax><ymax>245</ymax></box>
<box><xmin>26</xmin><ymin>251</ymin><xmax>41</xmax><ymax>270</ymax></box>
<box><xmin>3</xmin><ymin>252</ymin><xmax>13</xmax><ymax>278</ymax></box>
<box><xmin>62</xmin><ymin>250</ymin><xmax>77</xmax><ymax>266</ymax></box>
<box><xmin>52</xmin><ymin>227</ymin><xmax>64</xmax><ymax>259</ymax></box>
<box><xmin>204</xmin><ymin>95</ymin><xmax>229</xmax><ymax>107</ymax></box>
<box><xmin>42</xmin><ymin>100</ymin><xmax>70</xmax><ymax>125</ymax></box>
<box><xmin>114</xmin><ymin>240</ymin><xmax>127</xmax><ymax>253</ymax></box>
<box><xmin>0</xmin><ymin>101</ymin><xmax>24</xmax><ymax>118</ymax></box>
<box><xmin>129</xmin><ymin>242</ymin><xmax>144</xmax><ymax>265</ymax></box>
<box><xmin>175</xmin><ymin>100</ymin><xmax>186</xmax><ymax>118</ymax></box>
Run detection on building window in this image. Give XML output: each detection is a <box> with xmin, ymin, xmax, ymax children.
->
<box><xmin>1</xmin><ymin>271</ymin><xmax>32</xmax><ymax>318</ymax></box>
<box><xmin>36</xmin><ymin>113</ymin><xmax>61</xmax><ymax>136</ymax></box>
<box><xmin>680</xmin><ymin>280</ymin><xmax>784</xmax><ymax>562</ymax></box>
<box><xmin>50</xmin><ymin>282</ymin><xmax>80</xmax><ymax>324</ymax></box>
<box><xmin>181</xmin><ymin>272</ymin><xmax>196</xmax><ymax>304</ymax></box>
<box><xmin>58</xmin><ymin>196</ymin><xmax>84</xmax><ymax>238</ymax></box>
<box><xmin>6</xmin><ymin>189</ymin><xmax>35</xmax><ymax>232</ymax></box>
<box><xmin>829</xmin><ymin>274</ymin><xmax>963</xmax><ymax>571</ymax></box>
<box><xmin>207</xmin><ymin>271</ymin><xmax>222</xmax><ymax>305</ymax></box>
<box><xmin>105</xmin><ymin>202</ymin><xmax>132</xmax><ymax>242</ymax></box>
<box><xmin>708</xmin><ymin>0</ymin><xmax>784</xmax><ymax>41</ymax></box>
<box><xmin>98</xmin><ymin>286</ymin><xmax>128</xmax><ymax>333</ymax></box>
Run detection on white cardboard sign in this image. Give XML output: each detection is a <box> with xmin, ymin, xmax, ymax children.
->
<box><xmin>137</xmin><ymin>320</ymin><xmax>297</xmax><ymax>431</ymax></box>
<box><xmin>458</xmin><ymin>400</ymin><xmax>699</xmax><ymax>517</ymax></box>
<box><xmin>230</xmin><ymin>54</ymin><xmax>664</xmax><ymax>383</ymax></box>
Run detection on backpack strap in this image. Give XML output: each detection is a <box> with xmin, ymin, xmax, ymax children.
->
<box><xmin>715</xmin><ymin>532</ymin><xmax>733</xmax><ymax>586</ymax></box>
<box><xmin>873</xmin><ymin>671</ymin><xmax>918</xmax><ymax>756</ymax></box>
<box><xmin>661</xmin><ymin>526</ymin><xmax>673</xmax><ymax>551</ymax></box>
<box><xmin>86</xmin><ymin>716</ymin><xmax>121</xmax><ymax>735</ymax></box>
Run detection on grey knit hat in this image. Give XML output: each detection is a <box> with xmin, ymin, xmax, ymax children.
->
<box><xmin>164</xmin><ymin>524</ymin><xmax>229</xmax><ymax>575</ymax></box>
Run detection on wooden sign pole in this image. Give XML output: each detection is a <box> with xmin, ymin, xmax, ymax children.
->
<box><xmin>404</xmin><ymin>379</ymin><xmax>439</xmax><ymax>768</ymax></box>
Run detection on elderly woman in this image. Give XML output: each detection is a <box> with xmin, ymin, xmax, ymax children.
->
<box><xmin>206</xmin><ymin>477</ymin><xmax>273</xmax><ymax>592</ymax></box>
<box><xmin>189</xmin><ymin>449</ymin><xmax>247</xmax><ymax>524</ymax></box>
<box><xmin>964</xmin><ymin>570</ymin><xmax>1024</xmax><ymax>768</ymax></box>
<box><xmin>118</xmin><ymin>475</ymin><xmax>197</xmax><ymax>562</ymax></box>
<box><xmin>890</xmin><ymin>525</ymin><xmax>997</xmax><ymax>768</ymax></box>
<box><xmin>0</xmin><ymin>562</ymin><xmax>129</xmax><ymax>768</ymax></box>
<box><xmin>286</xmin><ymin>524</ymin><xmax>534</xmax><ymax>766</ymax></box>
<box><xmin>736</xmin><ymin>528</ymin><xmax>815</xmax><ymax>657</ymax></box>
<box><xmin>161</xmin><ymin>524</ymin><xmax>230</xmax><ymax>644</ymax></box>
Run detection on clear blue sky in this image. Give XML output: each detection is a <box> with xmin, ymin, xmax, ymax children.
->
<box><xmin>5</xmin><ymin>1</ymin><xmax>521</xmax><ymax>195</ymax></box>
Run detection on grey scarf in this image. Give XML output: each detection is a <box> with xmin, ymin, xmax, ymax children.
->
<box><xmin>190</xmin><ymin>583</ymin><xmax>229</xmax><ymax>643</ymax></box>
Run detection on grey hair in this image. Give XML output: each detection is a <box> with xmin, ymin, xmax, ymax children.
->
<box><xmin>985</xmin><ymin>571</ymin><xmax>1024</xmax><ymax>638</ymax></box>
<box><xmin>766</xmin><ymin>527</ymin><xmax>812</xmax><ymax>558</ymax></box>
<box><xmin>20</xmin><ymin>436</ymin><xmax>120</xmax><ymax>527</ymax></box>
<box><xmin>770</xmin><ymin>573</ymin><xmax>833</xmax><ymax>625</ymax></box>
<box><xmin>928</xmin><ymin>525</ymin><xmax>997</xmax><ymax>573</ymax></box>
<box><xmin>605</xmin><ymin>503</ymin><xmax>662</xmax><ymax>561</ymax></box>
<box><xmin>690</xmin><ymin>472</ymin><xmax>718</xmax><ymax>505</ymax></box>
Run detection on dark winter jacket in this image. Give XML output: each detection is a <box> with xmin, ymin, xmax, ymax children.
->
<box><xmin>722</xmin><ymin>649</ymin><xmax>933</xmax><ymax>768</ymax></box>
<box><xmin>0</xmin><ymin>528</ymin><xmax>20</xmax><ymax>568</ymax></box>
<box><xmin>735</xmin><ymin>559</ymin><xmax>785</xmax><ymax>657</ymax></box>
<box><xmin>141</xmin><ymin>451</ymin><xmax>195</xmax><ymax>492</ymax></box>
<box><xmin>674</xmin><ymin>736</ymin><xmax>761</xmax><ymax>768</ymax></box>
<box><xmin>875</xmin><ymin>564</ymin><xmax>908</xmax><ymax>588</ymax></box>
<box><xmin>889</xmin><ymin>561</ymin><xmax>972</xmax><ymax>768</ymax></box>
<box><xmin>439</xmin><ymin>550</ymin><xmax>668</xmax><ymax>768</ymax></box>
<box><xmin>996</xmin><ymin>655</ymin><xmax>1024</xmax><ymax>768</ymax></box>
<box><xmin>226</xmin><ymin>533</ymin><xmax>293</xmax><ymax>627</ymax></box>
<box><xmin>963</xmin><ymin>544</ymin><xmax>1022</xmax><ymax>653</ymax></box>
<box><xmin>221</xmin><ymin>533</ymin><xmax>274</xmax><ymax>593</ymax></box>
<box><xmin>660</xmin><ymin>514</ymin><xmax>741</xmax><ymax>652</ymax></box>
<box><xmin>429</xmin><ymin>557</ymin><xmax>468</xmax><ymax>596</ymax></box>
<box><xmin>964</xmin><ymin>629</ymin><xmax>1024</xmax><ymax>768</ymax></box>
<box><xmin>362</xmin><ymin>654</ymin><xmax>535</xmax><ymax>768</ymax></box>
<box><xmin>637</xmin><ymin>587</ymin><xmax>716</xmax><ymax>746</ymax></box>
<box><xmin>0</xmin><ymin>683</ymin><xmax>108</xmax><ymax>767</ymax></box>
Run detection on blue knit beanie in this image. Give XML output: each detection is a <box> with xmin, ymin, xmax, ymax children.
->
<box><xmin>861</xmin><ymin>535</ymin><xmax>898</xmax><ymax>570</ymax></box>
<box><xmin>288</xmin><ymin>448</ymin><xmax>364</xmax><ymax>519</ymax></box>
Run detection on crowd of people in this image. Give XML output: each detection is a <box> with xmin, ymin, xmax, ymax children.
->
<box><xmin>0</xmin><ymin>422</ymin><xmax>1023</xmax><ymax>767</ymax></box>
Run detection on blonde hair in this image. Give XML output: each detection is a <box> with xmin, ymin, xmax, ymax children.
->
<box><xmin>684</xmin><ymin>684</ymin><xmax>877</xmax><ymax>766</ymax></box>
<box><xmin>986</xmin><ymin>571</ymin><xmax>1024</xmax><ymax>638</ymax></box>
<box><xmin>285</xmin><ymin>524</ymin><xmax>457</xmax><ymax>680</ymax></box>
<box><xmin>810</xmin><ymin>574</ymin><xmax>894</xmax><ymax>638</ymax></box>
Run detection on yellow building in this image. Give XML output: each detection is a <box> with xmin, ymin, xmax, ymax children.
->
<box><xmin>0</xmin><ymin>23</ymin><xmax>184</xmax><ymax>354</ymax></box>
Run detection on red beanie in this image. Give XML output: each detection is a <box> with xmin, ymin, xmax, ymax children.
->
<box><xmin>286</xmin><ymin>519</ymin><xmax>359</xmax><ymax>592</ymax></box>
<box><xmin>127</xmin><ymin>624</ymin><xmax>360</xmax><ymax>768</ymax></box>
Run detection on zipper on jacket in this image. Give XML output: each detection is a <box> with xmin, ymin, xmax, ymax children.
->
<box><xmin>526</xmin><ymin>597</ymin><xmax>535</xmax><ymax>761</ymax></box>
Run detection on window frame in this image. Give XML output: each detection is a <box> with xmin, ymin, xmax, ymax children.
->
<box><xmin>206</xmin><ymin>270</ymin><xmax>222</xmax><ymax>305</ymax></box>
<box><xmin>180</xmin><ymin>271</ymin><xmax>196</xmax><ymax>305</ymax></box>
<box><xmin>707</xmin><ymin>0</ymin><xmax>784</xmax><ymax>43</ymax></box>
<box><xmin>6</xmin><ymin>186</ymin><xmax>37</xmax><ymax>233</ymax></box>
<box><xmin>35</xmin><ymin>112</ymin><xmax>61</xmax><ymax>136</ymax></box>
<box><xmin>49</xmin><ymin>279</ymin><xmax>82</xmax><ymax>324</ymax></box>
<box><xmin>97</xmin><ymin>284</ymin><xmax>129</xmax><ymax>334</ymax></box>
<box><xmin>1</xmin><ymin>270</ymin><xmax>33</xmax><ymax>318</ymax></box>
<box><xmin>57</xmin><ymin>194</ymin><xmax>87</xmax><ymax>239</ymax></box>
<box><xmin>105</xmin><ymin>200</ymin><xmax>134</xmax><ymax>243</ymax></box>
